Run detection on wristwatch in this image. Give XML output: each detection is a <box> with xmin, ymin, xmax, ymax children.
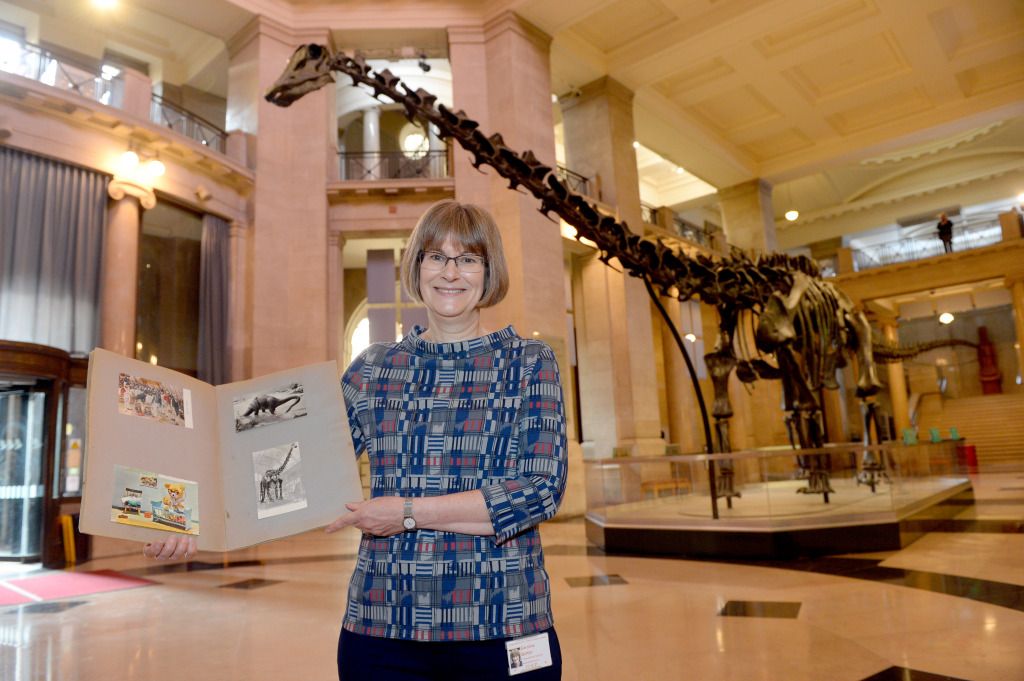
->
<box><xmin>402</xmin><ymin>499</ymin><xmax>417</xmax><ymax>531</ymax></box>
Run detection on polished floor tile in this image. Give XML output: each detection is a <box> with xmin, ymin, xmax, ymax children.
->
<box><xmin>1</xmin><ymin>469</ymin><xmax>1022</xmax><ymax>681</ymax></box>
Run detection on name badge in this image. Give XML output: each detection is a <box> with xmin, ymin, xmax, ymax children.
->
<box><xmin>506</xmin><ymin>632</ymin><xmax>553</xmax><ymax>676</ymax></box>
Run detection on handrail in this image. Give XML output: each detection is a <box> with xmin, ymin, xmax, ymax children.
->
<box><xmin>852</xmin><ymin>222</ymin><xmax>1002</xmax><ymax>271</ymax></box>
<box><xmin>338</xmin><ymin>150</ymin><xmax>449</xmax><ymax>180</ymax></box>
<box><xmin>0</xmin><ymin>40</ymin><xmax>121</xmax><ymax>107</ymax></box>
<box><xmin>555</xmin><ymin>164</ymin><xmax>591</xmax><ymax>198</ymax></box>
<box><xmin>582</xmin><ymin>441</ymin><xmax>911</xmax><ymax>465</ymax></box>
<box><xmin>150</xmin><ymin>93</ymin><xmax>227</xmax><ymax>152</ymax></box>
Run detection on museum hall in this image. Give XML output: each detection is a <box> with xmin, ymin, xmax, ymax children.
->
<box><xmin>1</xmin><ymin>0</ymin><xmax>1022</xmax><ymax>679</ymax></box>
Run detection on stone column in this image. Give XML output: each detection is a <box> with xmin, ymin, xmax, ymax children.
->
<box><xmin>561</xmin><ymin>76</ymin><xmax>663</xmax><ymax>457</ymax></box>
<box><xmin>227</xmin><ymin>220</ymin><xmax>249</xmax><ymax>381</ymax></box>
<box><xmin>1007</xmin><ymin>278</ymin><xmax>1024</xmax><ymax>379</ymax></box>
<box><xmin>447</xmin><ymin>25</ymin><xmax>492</xmax><ymax>207</ymax></box>
<box><xmin>362</xmin><ymin>106</ymin><xmax>381</xmax><ymax>179</ymax></box>
<box><xmin>99</xmin><ymin>195</ymin><xmax>141</xmax><ymax>356</ymax></box>
<box><xmin>327</xmin><ymin>232</ymin><xmax>345</xmax><ymax>368</ymax></box>
<box><xmin>227</xmin><ymin>18</ymin><xmax>333</xmax><ymax>374</ymax></box>
<box><xmin>662</xmin><ymin>299</ymin><xmax>705</xmax><ymax>453</ymax></box>
<box><xmin>879</xmin><ymin>316</ymin><xmax>910</xmax><ymax>436</ymax></box>
<box><xmin>717</xmin><ymin>179</ymin><xmax>777</xmax><ymax>252</ymax></box>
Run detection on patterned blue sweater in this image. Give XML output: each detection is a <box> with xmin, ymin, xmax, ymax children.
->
<box><xmin>340</xmin><ymin>325</ymin><xmax>568</xmax><ymax>641</ymax></box>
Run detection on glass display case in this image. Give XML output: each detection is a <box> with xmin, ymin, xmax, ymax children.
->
<box><xmin>584</xmin><ymin>441</ymin><xmax>970</xmax><ymax>559</ymax></box>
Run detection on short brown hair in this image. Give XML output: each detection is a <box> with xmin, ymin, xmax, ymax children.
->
<box><xmin>400</xmin><ymin>200</ymin><xmax>509</xmax><ymax>308</ymax></box>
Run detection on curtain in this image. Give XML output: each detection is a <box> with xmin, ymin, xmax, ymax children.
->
<box><xmin>0</xmin><ymin>147</ymin><xmax>108</xmax><ymax>353</ymax></box>
<box><xmin>197</xmin><ymin>213</ymin><xmax>229</xmax><ymax>384</ymax></box>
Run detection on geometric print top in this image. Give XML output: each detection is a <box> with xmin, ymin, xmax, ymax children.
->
<box><xmin>339</xmin><ymin>325</ymin><xmax>568</xmax><ymax>642</ymax></box>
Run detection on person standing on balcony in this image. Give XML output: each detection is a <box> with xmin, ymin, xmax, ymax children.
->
<box><xmin>936</xmin><ymin>212</ymin><xmax>954</xmax><ymax>254</ymax></box>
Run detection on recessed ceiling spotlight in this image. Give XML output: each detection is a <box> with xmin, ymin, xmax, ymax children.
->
<box><xmin>938</xmin><ymin>312</ymin><xmax>955</xmax><ymax>325</ymax></box>
<box><xmin>675</xmin><ymin>167</ymin><xmax>684</xmax><ymax>175</ymax></box>
<box><xmin>632</xmin><ymin>141</ymin><xmax>640</xmax><ymax>149</ymax></box>
<box><xmin>785</xmin><ymin>210</ymin><xmax>799</xmax><ymax>221</ymax></box>
<box><xmin>91</xmin><ymin>0</ymin><xmax>117</xmax><ymax>8</ymax></box>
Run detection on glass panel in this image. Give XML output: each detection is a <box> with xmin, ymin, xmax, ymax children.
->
<box><xmin>136</xmin><ymin>201</ymin><xmax>202</xmax><ymax>375</ymax></box>
<box><xmin>0</xmin><ymin>390</ymin><xmax>46</xmax><ymax>558</ymax></box>
<box><xmin>59</xmin><ymin>387</ymin><xmax>87</xmax><ymax>497</ymax></box>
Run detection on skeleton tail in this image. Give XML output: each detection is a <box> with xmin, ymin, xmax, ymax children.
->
<box><xmin>872</xmin><ymin>338</ymin><xmax>977</xmax><ymax>363</ymax></box>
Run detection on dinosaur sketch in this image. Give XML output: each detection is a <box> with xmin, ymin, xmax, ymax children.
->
<box><xmin>266</xmin><ymin>45</ymin><xmax>975</xmax><ymax>515</ymax></box>
<box><xmin>259</xmin><ymin>443</ymin><xmax>296</xmax><ymax>503</ymax></box>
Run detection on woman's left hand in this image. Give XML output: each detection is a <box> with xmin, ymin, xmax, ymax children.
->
<box><xmin>325</xmin><ymin>497</ymin><xmax>405</xmax><ymax>536</ymax></box>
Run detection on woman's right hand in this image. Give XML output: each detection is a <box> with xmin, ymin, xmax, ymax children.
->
<box><xmin>142</xmin><ymin>534</ymin><xmax>197</xmax><ymax>561</ymax></box>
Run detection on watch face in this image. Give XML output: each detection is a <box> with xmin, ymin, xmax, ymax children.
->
<box><xmin>403</xmin><ymin>516</ymin><xmax>416</xmax><ymax>530</ymax></box>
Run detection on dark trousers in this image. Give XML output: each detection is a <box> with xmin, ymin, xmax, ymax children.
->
<box><xmin>338</xmin><ymin>627</ymin><xmax>562</xmax><ymax>681</ymax></box>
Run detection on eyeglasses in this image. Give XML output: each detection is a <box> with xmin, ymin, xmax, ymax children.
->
<box><xmin>419</xmin><ymin>250</ymin><xmax>487</xmax><ymax>274</ymax></box>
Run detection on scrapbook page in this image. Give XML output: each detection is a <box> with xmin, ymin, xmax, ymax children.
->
<box><xmin>80</xmin><ymin>348</ymin><xmax>363</xmax><ymax>551</ymax></box>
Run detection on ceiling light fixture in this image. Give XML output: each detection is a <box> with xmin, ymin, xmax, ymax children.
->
<box><xmin>785</xmin><ymin>210</ymin><xmax>799</xmax><ymax>222</ymax></box>
<box><xmin>938</xmin><ymin>312</ymin><xmax>955</xmax><ymax>325</ymax></box>
<box><xmin>91</xmin><ymin>0</ymin><xmax>117</xmax><ymax>8</ymax></box>
<box><xmin>632</xmin><ymin>141</ymin><xmax>640</xmax><ymax>149</ymax></box>
<box><xmin>684</xmin><ymin>333</ymin><xmax>697</xmax><ymax>343</ymax></box>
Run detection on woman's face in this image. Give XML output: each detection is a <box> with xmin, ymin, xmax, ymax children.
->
<box><xmin>419</xmin><ymin>237</ymin><xmax>486</xmax><ymax>324</ymax></box>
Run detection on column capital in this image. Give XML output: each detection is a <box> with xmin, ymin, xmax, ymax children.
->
<box><xmin>327</xmin><ymin>231</ymin><xmax>346</xmax><ymax>249</ymax></box>
<box><xmin>228</xmin><ymin>220</ymin><xmax>248</xmax><ymax>239</ymax></box>
<box><xmin>559</xmin><ymin>76</ymin><xmax>633</xmax><ymax>112</ymax></box>
<box><xmin>107</xmin><ymin>178</ymin><xmax>155</xmax><ymax>210</ymax></box>
<box><xmin>483</xmin><ymin>11</ymin><xmax>551</xmax><ymax>50</ymax></box>
<box><xmin>447</xmin><ymin>25</ymin><xmax>486</xmax><ymax>45</ymax></box>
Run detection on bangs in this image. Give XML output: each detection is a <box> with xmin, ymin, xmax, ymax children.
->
<box><xmin>419</xmin><ymin>208</ymin><xmax>488</xmax><ymax>255</ymax></box>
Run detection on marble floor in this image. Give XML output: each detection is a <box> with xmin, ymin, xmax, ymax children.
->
<box><xmin>2</xmin><ymin>470</ymin><xmax>1023</xmax><ymax>681</ymax></box>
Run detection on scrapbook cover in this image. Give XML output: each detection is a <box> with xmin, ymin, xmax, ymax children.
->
<box><xmin>79</xmin><ymin>348</ymin><xmax>363</xmax><ymax>551</ymax></box>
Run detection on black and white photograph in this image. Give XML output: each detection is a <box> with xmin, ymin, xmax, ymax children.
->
<box><xmin>232</xmin><ymin>383</ymin><xmax>307</xmax><ymax>432</ymax></box>
<box><xmin>251</xmin><ymin>442</ymin><xmax>308</xmax><ymax>520</ymax></box>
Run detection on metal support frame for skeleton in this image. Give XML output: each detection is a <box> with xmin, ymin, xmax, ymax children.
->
<box><xmin>266</xmin><ymin>45</ymin><xmax>975</xmax><ymax>518</ymax></box>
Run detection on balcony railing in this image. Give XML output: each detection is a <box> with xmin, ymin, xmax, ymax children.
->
<box><xmin>339</xmin><ymin>150</ymin><xmax>449</xmax><ymax>180</ymax></box>
<box><xmin>673</xmin><ymin>217</ymin><xmax>718</xmax><ymax>250</ymax></box>
<box><xmin>556</xmin><ymin>165</ymin><xmax>591</xmax><ymax>198</ymax></box>
<box><xmin>150</xmin><ymin>94</ymin><xmax>227</xmax><ymax>153</ymax></box>
<box><xmin>852</xmin><ymin>221</ymin><xmax>1004</xmax><ymax>272</ymax></box>
<box><xmin>0</xmin><ymin>40</ymin><xmax>122</xmax><ymax>107</ymax></box>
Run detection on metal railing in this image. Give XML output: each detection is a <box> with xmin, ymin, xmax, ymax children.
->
<box><xmin>556</xmin><ymin>165</ymin><xmax>591</xmax><ymax>198</ymax></box>
<box><xmin>339</xmin><ymin>150</ymin><xmax>449</xmax><ymax>180</ymax></box>
<box><xmin>852</xmin><ymin>220</ymin><xmax>1004</xmax><ymax>272</ymax></box>
<box><xmin>150</xmin><ymin>94</ymin><xmax>227</xmax><ymax>152</ymax></box>
<box><xmin>0</xmin><ymin>40</ymin><xmax>122</xmax><ymax>107</ymax></box>
<box><xmin>673</xmin><ymin>216</ymin><xmax>718</xmax><ymax>250</ymax></box>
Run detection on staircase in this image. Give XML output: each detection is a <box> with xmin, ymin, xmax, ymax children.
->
<box><xmin>916</xmin><ymin>392</ymin><xmax>1024</xmax><ymax>469</ymax></box>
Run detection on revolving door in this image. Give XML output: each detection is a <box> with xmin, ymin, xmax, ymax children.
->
<box><xmin>0</xmin><ymin>341</ymin><xmax>86</xmax><ymax>565</ymax></box>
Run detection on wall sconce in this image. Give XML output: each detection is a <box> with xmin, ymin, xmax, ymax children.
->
<box><xmin>108</xmin><ymin>147</ymin><xmax>163</xmax><ymax>209</ymax></box>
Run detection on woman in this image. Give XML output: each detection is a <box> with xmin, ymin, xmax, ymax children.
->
<box><xmin>146</xmin><ymin>200</ymin><xmax>568</xmax><ymax>680</ymax></box>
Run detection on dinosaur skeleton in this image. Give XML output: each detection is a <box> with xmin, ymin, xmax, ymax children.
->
<box><xmin>266</xmin><ymin>45</ymin><xmax>974</xmax><ymax>516</ymax></box>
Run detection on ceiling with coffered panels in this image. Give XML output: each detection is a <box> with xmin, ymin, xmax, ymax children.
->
<box><xmin>4</xmin><ymin>0</ymin><xmax>1021</xmax><ymax>242</ymax></box>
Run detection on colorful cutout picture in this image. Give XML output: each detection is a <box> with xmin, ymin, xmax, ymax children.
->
<box><xmin>233</xmin><ymin>383</ymin><xmax>307</xmax><ymax>433</ymax></box>
<box><xmin>117</xmin><ymin>373</ymin><xmax>193</xmax><ymax>429</ymax></box>
<box><xmin>110</xmin><ymin>466</ymin><xmax>200</xmax><ymax>536</ymax></box>
<box><xmin>252</xmin><ymin>442</ymin><xmax>308</xmax><ymax>519</ymax></box>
